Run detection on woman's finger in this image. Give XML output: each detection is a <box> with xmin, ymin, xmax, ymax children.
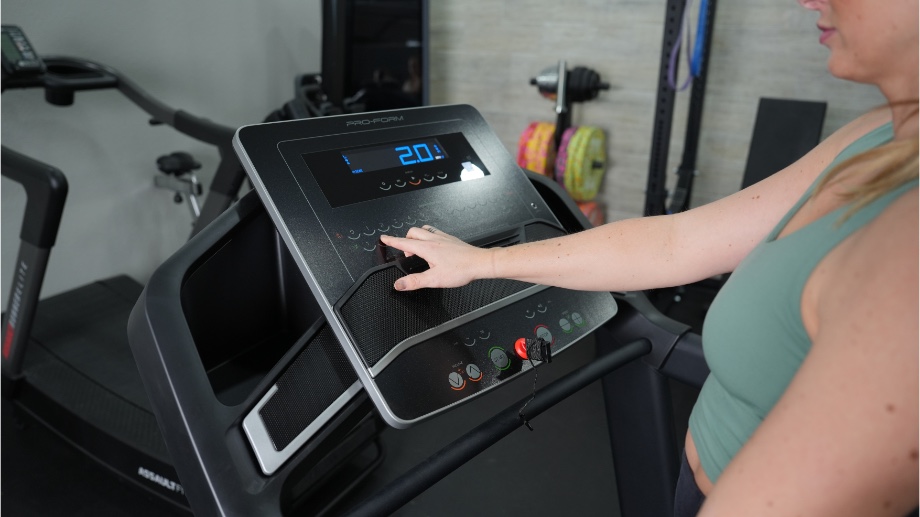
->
<box><xmin>394</xmin><ymin>271</ymin><xmax>431</xmax><ymax>291</ymax></box>
<box><xmin>380</xmin><ymin>233</ymin><xmax>419</xmax><ymax>254</ymax></box>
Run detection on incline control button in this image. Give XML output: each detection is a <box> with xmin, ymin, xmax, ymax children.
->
<box><xmin>571</xmin><ymin>312</ymin><xmax>585</xmax><ymax>326</ymax></box>
<box><xmin>489</xmin><ymin>347</ymin><xmax>511</xmax><ymax>370</ymax></box>
<box><xmin>448</xmin><ymin>372</ymin><xmax>466</xmax><ymax>390</ymax></box>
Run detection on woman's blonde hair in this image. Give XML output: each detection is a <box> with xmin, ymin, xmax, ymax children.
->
<box><xmin>813</xmin><ymin>105</ymin><xmax>919</xmax><ymax>220</ymax></box>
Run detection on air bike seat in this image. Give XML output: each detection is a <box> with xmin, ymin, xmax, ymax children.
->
<box><xmin>129</xmin><ymin>104</ymin><xmax>709</xmax><ymax>516</ymax></box>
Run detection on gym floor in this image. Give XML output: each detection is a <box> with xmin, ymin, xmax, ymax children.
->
<box><xmin>2</xmin><ymin>335</ymin><xmax>640</xmax><ymax>516</ymax></box>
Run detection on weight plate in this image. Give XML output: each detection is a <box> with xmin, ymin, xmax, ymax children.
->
<box><xmin>517</xmin><ymin>121</ymin><xmax>556</xmax><ymax>177</ymax></box>
<box><xmin>554</xmin><ymin>126</ymin><xmax>579</xmax><ymax>187</ymax></box>
<box><xmin>562</xmin><ymin>126</ymin><xmax>606</xmax><ymax>202</ymax></box>
<box><xmin>577</xmin><ymin>200</ymin><xmax>605</xmax><ymax>227</ymax></box>
<box><xmin>516</xmin><ymin>122</ymin><xmax>538</xmax><ymax>169</ymax></box>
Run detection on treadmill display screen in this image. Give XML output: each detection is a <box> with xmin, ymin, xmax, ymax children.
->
<box><xmin>303</xmin><ymin>132</ymin><xmax>489</xmax><ymax>208</ymax></box>
<box><xmin>344</xmin><ymin>138</ymin><xmax>447</xmax><ymax>174</ymax></box>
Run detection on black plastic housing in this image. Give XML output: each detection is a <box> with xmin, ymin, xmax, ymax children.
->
<box><xmin>128</xmin><ymin>192</ymin><xmax>383</xmax><ymax>517</ymax></box>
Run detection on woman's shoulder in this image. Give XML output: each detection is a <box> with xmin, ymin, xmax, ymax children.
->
<box><xmin>818</xmin><ymin>185</ymin><xmax>917</xmax><ymax>313</ymax></box>
<box><xmin>777</xmin><ymin>106</ymin><xmax>894</xmax><ymax>191</ymax></box>
<box><xmin>824</xmin><ymin>106</ymin><xmax>893</xmax><ymax>152</ymax></box>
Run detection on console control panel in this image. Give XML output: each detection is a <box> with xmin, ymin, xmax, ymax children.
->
<box><xmin>374</xmin><ymin>287</ymin><xmax>617</xmax><ymax>421</ymax></box>
<box><xmin>234</xmin><ymin>104</ymin><xmax>618</xmax><ymax>428</ymax></box>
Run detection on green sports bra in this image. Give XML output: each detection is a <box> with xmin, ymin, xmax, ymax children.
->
<box><xmin>688</xmin><ymin>122</ymin><xmax>917</xmax><ymax>483</ymax></box>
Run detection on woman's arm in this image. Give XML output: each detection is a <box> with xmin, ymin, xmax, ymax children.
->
<box><xmin>698</xmin><ymin>191</ymin><xmax>919</xmax><ymax>516</ymax></box>
<box><xmin>380</xmin><ymin>108</ymin><xmax>892</xmax><ymax>292</ymax></box>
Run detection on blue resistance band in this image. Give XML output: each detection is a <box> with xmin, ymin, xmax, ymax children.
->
<box><xmin>690</xmin><ymin>0</ymin><xmax>709</xmax><ymax>77</ymax></box>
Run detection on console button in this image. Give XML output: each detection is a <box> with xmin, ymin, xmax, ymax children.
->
<box><xmin>448</xmin><ymin>372</ymin><xmax>466</xmax><ymax>390</ymax></box>
<box><xmin>559</xmin><ymin>318</ymin><xmax>573</xmax><ymax>333</ymax></box>
<box><xmin>534</xmin><ymin>325</ymin><xmax>554</xmax><ymax>345</ymax></box>
<box><xmin>466</xmin><ymin>364</ymin><xmax>482</xmax><ymax>381</ymax></box>
<box><xmin>571</xmin><ymin>312</ymin><xmax>585</xmax><ymax>327</ymax></box>
<box><xmin>514</xmin><ymin>338</ymin><xmax>528</xmax><ymax>359</ymax></box>
<box><xmin>489</xmin><ymin>347</ymin><xmax>511</xmax><ymax>370</ymax></box>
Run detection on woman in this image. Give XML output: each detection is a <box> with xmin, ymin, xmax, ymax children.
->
<box><xmin>381</xmin><ymin>0</ymin><xmax>918</xmax><ymax>515</ymax></box>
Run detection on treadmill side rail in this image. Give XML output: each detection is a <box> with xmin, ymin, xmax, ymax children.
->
<box><xmin>1</xmin><ymin>146</ymin><xmax>68</xmax><ymax>380</ymax></box>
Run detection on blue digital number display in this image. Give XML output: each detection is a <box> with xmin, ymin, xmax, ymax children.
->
<box><xmin>343</xmin><ymin>138</ymin><xmax>447</xmax><ymax>174</ymax></box>
<box><xmin>395</xmin><ymin>143</ymin><xmax>436</xmax><ymax>165</ymax></box>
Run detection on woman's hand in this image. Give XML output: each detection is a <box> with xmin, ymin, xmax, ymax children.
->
<box><xmin>379</xmin><ymin>225</ymin><xmax>493</xmax><ymax>291</ymax></box>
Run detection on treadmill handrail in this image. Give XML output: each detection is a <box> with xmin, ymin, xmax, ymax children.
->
<box><xmin>3</xmin><ymin>56</ymin><xmax>245</xmax><ymax>235</ymax></box>
<box><xmin>7</xmin><ymin>56</ymin><xmax>236</xmax><ymax>145</ymax></box>
<box><xmin>0</xmin><ymin>146</ymin><xmax>69</xmax><ymax>379</ymax></box>
<box><xmin>0</xmin><ymin>146</ymin><xmax>68</xmax><ymax>249</ymax></box>
<box><xmin>343</xmin><ymin>338</ymin><xmax>652</xmax><ymax>517</ymax></box>
<box><xmin>659</xmin><ymin>330</ymin><xmax>708</xmax><ymax>388</ymax></box>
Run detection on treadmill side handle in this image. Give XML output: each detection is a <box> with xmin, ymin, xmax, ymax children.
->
<box><xmin>1</xmin><ymin>147</ymin><xmax>68</xmax><ymax>381</ymax></box>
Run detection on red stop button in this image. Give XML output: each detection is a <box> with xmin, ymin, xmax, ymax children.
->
<box><xmin>514</xmin><ymin>338</ymin><xmax>528</xmax><ymax>359</ymax></box>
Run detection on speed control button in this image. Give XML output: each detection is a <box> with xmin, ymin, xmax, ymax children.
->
<box><xmin>448</xmin><ymin>372</ymin><xmax>466</xmax><ymax>390</ymax></box>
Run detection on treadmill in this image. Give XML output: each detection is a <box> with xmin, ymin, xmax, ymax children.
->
<box><xmin>1</xmin><ymin>25</ymin><xmax>381</xmax><ymax>516</ymax></box>
<box><xmin>129</xmin><ymin>103</ymin><xmax>710</xmax><ymax>516</ymax></box>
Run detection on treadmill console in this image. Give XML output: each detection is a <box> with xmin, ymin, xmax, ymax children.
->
<box><xmin>233</xmin><ymin>105</ymin><xmax>617</xmax><ymax>428</ymax></box>
<box><xmin>1</xmin><ymin>25</ymin><xmax>45</xmax><ymax>78</ymax></box>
